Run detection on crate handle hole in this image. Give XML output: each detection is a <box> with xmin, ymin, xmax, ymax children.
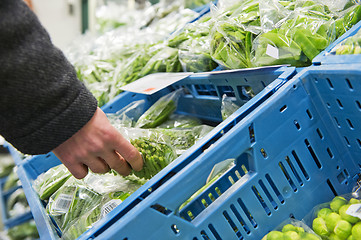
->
<box><xmin>171</xmin><ymin>224</ymin><xmax>180</xmax><ymax>235</ymax></box>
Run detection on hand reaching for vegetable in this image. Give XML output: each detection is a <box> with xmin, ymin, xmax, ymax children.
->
<box><xmin>52</xmin><ymin>107</ymin><xmax>143</xmax><ymax>179</ymax></box>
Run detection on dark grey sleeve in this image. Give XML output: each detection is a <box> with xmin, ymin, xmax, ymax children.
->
<box><xmin>0</xmin><ymin>0</ymin><xmax>98</xmax><ymax>155</ymax></box>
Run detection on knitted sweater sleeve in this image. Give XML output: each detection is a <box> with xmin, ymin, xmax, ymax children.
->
<box><xmin>0</xmin><ymin>0</ymin><xmax>98</xmax><ymax>155</ymax></box>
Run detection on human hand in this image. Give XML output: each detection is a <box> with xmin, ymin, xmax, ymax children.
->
<box><xmin>52</xmin><ymin>107</ymin><xmax>143</xmax><ymax>179</ymax></box>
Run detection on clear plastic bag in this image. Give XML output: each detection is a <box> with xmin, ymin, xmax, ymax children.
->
<box><xmin>331</xmin><ymin>27</ymin><xmax>361</xmax><ymax>55</ymax></box>
<box><xmin>221</xmin><ymin>94</ymin><xmax>242</xmax><ymax>120</ymax></box>
<box><xmin>46</xmin><ymin>178</ymin><xmax>102</xmax><ymax>232</ymax></box>
<box><xmin>303</xmin><ymin>194</ymin><xmax>361</xmax><ymax>239</ymax></box>
<box><xmin>135</xmin><ymin>88</ymin><xmax>184</xmax><ymax>128</ymax></box>
<box><xmin>107</xmin><ymin>99</ymin><xmax>147</xmax><ymax>128</ymax></box>
<box><xmin>209</xmin><ymin>0</ymin><xmax>260</xmax><ymax>69</ymax></box>
<box><xmin>32</xmin><ymin>164</ymin><xmax>71</xmax><ymax>201</ymax></box>
<box><xmin>6</xmin><ymin>188</ymin><xmax>30</xmax><ymax>218</ymax></box>
<box><xmin>262</xmin><ymin>218</ymin><xmax>321</xmax><ymax>240</ymax></box>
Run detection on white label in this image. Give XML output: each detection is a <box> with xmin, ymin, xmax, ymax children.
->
<box><xmin>266</xmin><ymin>44</ymin><xmax>279</xmax><ymax>59</ymax></box>
<box><xmin>346</xmin><ymin>203</ymin><xmax>361</xmax><ymax>219</ymax></box>
<box><xmin>120</xmin><ymin>72</ymin><xmax>192</xmax><ymax>95</ymax></box>
<box><xmin>53</xmin><ymin>194</ymin><xmax>73</xmax><ymax>212</ymax></box>
<box><xmin>100</xmin><ymin>199</ymin><xmax>122</xmax><ymax>218</ymax></box>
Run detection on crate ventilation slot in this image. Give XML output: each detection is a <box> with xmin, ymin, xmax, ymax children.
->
<box><xmin>151</xmin><ymin>204</ymin><xmax>172</xmax><ymax>215</ymax></box>
<box><xmin>285</xmin><ymin>156</ymin><xmax>303</xmax><ymax>186</ymax></box>
<box><xmin>193</xmin><ymin>84</ymin><xmax>218</xmax><ymax>97</ymax></box>
<box><xmin>265</xmin><ymin>174</ymin><xmax>284</xmax><ymax>204</ymax></box>
<box><xmin>345</xmin><ymin>78</ymin><xmax>353</xmax><ymax>90</ymax></box>
<box><xmin>326</xmin><ymin>179</ymin><xmax>338</xmax><ymax>196</ymax></box>
<box><xmin>259</xmin><ymin>179</ymin><xmax>278</xmax><ymax>210</ymax></box>
<box><xmin>306</xmin><ymin>109</ymin><xmax>313</xmax><ymax>119</ymax></box>
<box><xmin>345</xmin><ymin>136</ymin><xmax>351</xmax><ymax>147</ymax></box>
<box><xmin>346</xmin><ymin>119</ymin><xmax>354</xmax><ymax>130</ymax></box>
<box><xmin>305</xmin><ymin>139</ymin><xmax>322</xmax><ymax>169</ymax></box>
<box><xmin>171</xmin><ymin>224</ymin><xmax>180</xmax><ymax>235</ymax></box>
<box><xmin>357</xmin><ymin>139</ymin><xmax>361</xmax><ymax>148</ymax></box>
<box><xmin>237</xmin><ymin>85</ymin><xmax>254</xmax><ymax>101</ymax></box>
<box><xmin>316</xmin><ymin>128</ymin><xmax>324</xmax><ymax>139</ymax></box>
<box><xmin>217</xmin><ymin>85</ymin><xmax>235</xmax><ymax>98</ymax></box>
<box><xmin>249</xmin><ymin>124</ymin><xmax>255</xmax><ymax>143</ymax></box>
<box><xmin>356</xmin><ymin>100</ymin><xmax>361</xmax><ymax>110</ymax></box>
<box><xmin>292</xmin><ymin>151</ymin><xmax>309</xmax><ymax>180</ymax></box>
<box><xmin>294</xmin><ymin>120</ymin><xmax>301</xmax><ymax>130</ymax></box>
<box><xmin>278</xmin><ymin>162</ymin><xmax>297</xmax><ymax>192</ymax></box>
<box><xmin>326</xmin><ymin>78</ymin><xmax>334</xmax><ymax>89</ymax></box>
<box><xmin>336</xmin><ymin>99</ymin><xmax>344</xmax><ymax>109</ymax></box>
<box><xmin>237</xmin><ymin>198</ymin><xmax>257</xmax><ymax>228</ymax></box>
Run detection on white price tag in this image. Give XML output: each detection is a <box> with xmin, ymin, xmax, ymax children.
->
<box><xmin>100</xmin><ymin>199</ymin><xmax>122</xmax><ymax>218</ymax></box>
<box><xmin>346</xmin><ymin>203</ymin><xmax>361</xmax><ymax>219</ymax></box>
<box><xmin>120</xmin><ymin>72</ymin><xmax>192</xmax><ymax>95</ymax></box>
<box><xmin>53</xmin><ymin>194</ymin><xmax>73</xmax><ymax>212</ymax></box>
<box><xmin>266</xmin><ymin>44</ymin><xmax>279</xmax><ymax>59</ymax></box>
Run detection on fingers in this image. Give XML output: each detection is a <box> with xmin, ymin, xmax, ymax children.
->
<box><xmin>110</xmin><ymin>131</ymin><xmax>144</xmax><ymax>172</ymax></box>
<box><xmin>100</xmin><ymin>150</ymin><xmax>132</xmax><ymax>176</ymax></box>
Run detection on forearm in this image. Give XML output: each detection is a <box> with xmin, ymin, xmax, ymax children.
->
<box><xmin>0</xmin><ymin>0</ymin><xmax>98</xmax><ymax>154</ymax></box>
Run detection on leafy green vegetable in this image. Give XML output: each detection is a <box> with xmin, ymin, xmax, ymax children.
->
<box><xmin>135</xmin><ymin>89</ymin><xmax>183</xmax><ymax>128</ymax></box>
<box><xmin>33</xmin><ymin>164</ymin><xmax>72</xmax><ymax>200</ymax></box>
<box><xmin>131</xmin><ymin>138</ymin><xmax>177</xmax><ymax>179</ymax></box>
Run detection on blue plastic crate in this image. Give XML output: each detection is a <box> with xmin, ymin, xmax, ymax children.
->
<box><xmin>16</xmin><ymin>66</ymin><xmax>295</xmax><ymax>240</ymax></box>
<box><xmin>313</xmin><ymin>20</ymin><xmax>361</xmax><ymax>65</ymax></box>
<box><xmin>84</xmin><ymin>63</ymin><xmax>361</xmax><ymax>239</ymax></box>
<box><xmin>0</xmin><ymin>179</ymin><xmax>33</xmax><ymax>229</ymax></box>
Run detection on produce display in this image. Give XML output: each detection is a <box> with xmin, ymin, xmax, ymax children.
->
<box><xmin>65</xmin><ymin>0</ymin><xmax>361</xmax><ymax>106</ymax></box>
<box><xmin>333</xmin><ymin>28</ymin><xmax>361</xmax><ymax>55</ymax></box>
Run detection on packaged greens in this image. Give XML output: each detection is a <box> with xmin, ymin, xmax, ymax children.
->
<box><xmin>156</xmin><ymin>113</ymin><xmax>202</xmax><ymax>129</ymax></box>
<box><xmin>135</xmin><ymin>88</ymin><xmax>184</xmax><ymax>128</ymax></box>
<box><xmin>6</xmin><ymin>220</ymin><xmax>39</xmax><ymax>240</ymax></box>
<box><xmin>3</xmin><ymin>168</ymin><xmax>20</xmax><ymax>191</ymax></box>
<box><xmin>253</xmin><ymin>0</ymin><xmax>361</xmax><ymax>67</ymax></box>
<box><xmin>0</xmin><ymin>155</ymin><xmax>15</xmax><ymax>178</ymax></box>
<box><xmin>332</xmin><ymin>27</ymin><xmax>361</xmax><ymax>55</ymax></box>
<box><xmin>46</xmin><ymin>178</ymin><xmax>102</xmax><ymax>232</ymax></box>
<box><xmin>131</xmin><ymin>137</ymin><xmax>177</xmax><ymax>179</ymax></box>
<box><xmin>6</xmin><ymin>188</ymin><xmax>30</xmax><ymax>218</ymax></box>
<box><xmin>62</xmin><ymin>191</ymin><xmax>131</xmax><ymax>240</ymax></box>
<box><xmin>262</xmin><ymin>218</ymin><xmax>321</xmax><ymax>240</ymax></box>
<box><xmin>33</xmin><ymin>164</ymin><xmax>71</xmax><ymax>200</ymax></box>
<box><xmin>303</xmin><ymin>194</ymin><xmax>361</xmax><ymax>240</ymax></box>
<box><xmin>107</xmin><ymin>99</ymin><xmax>147</xmax><ymax>128</ymax></box>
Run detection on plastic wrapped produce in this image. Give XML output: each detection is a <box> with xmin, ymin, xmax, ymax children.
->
<box><xmin>331</xmin><ymin>27</ymin><xmax>361</xmax><ymax>55</ymax></box>
<box><xmin>262</xmin><ymin>218</ymin><xmax>321</xmax><ymax>240</ymax></box>
<box><xmin>33</xmin><ymin>164</ymin><xmax>71</xmax><ymax>200</ymax></box>
<box><xmin>303</xmin><ymin>194</ymin><xmax>361</xmax><ymax>240</ymax></box>
<box><xmin>135</xmin><ymin>89</ymin><xmax>184</xmax><ymax>128</ymax></box>
<box><xmin>46</xmin><ymin>178</ymin><xmax>103</xmax><ymax>232</ymax></box>
<box><xmin>6</xmin><ymin>188</ymin><xmax>30</xmax><ymax>218</ymax></box>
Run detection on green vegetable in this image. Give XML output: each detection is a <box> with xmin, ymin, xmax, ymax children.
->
<box><xmin>312</xmin><ymin>217</ymin><xmax>329</xmax><ymax>237</ymax></box>
<box><xmin>326</xmin><ymin>212</ymin><xmax>342</xmax><ymax>232</ymax></box>
<box><xmin>33</xmin><ymin>164</ymin><xmax>72</xmax><ymax>200</ymax></box>
<box><xmin>131</xmin><ymin>138</ymin><xmax>177</xmax><ymax>179</ymax></box>
<box><xmin>339</xmin><ymin>204</ymin><xmax>360</xmax><ymax>224</ymax></box>
<box><xmin>334</xmin><ymin>219</ymin><xmax>352</xmax><ymax>239</ymax></box>
<box><xmin>330</xmin><ymin>196</ymin><xmax>348</xmax><ymax>212</ymax></box>
<box><xmin>135</xmin><ymin>89</ymin><xmax>182</xmax><ymax>128</ymax></box>
<box><xmin>352</xmin><ymin>222</ymin><xmax>361</xmax><ymax>238</ymax></box>
<box><xmin>7</xmin><ymin>220</ymin><xmax>39</xmax><ymax>240</ymax></box>
<box><xmin>3</xmin><ymin>170</ymin><xmax>20</xmax><ymax>191</ymax></box>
